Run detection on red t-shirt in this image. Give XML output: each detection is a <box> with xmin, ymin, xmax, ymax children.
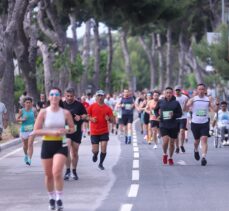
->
<box><xmin>87</xmin><ymin>102</ymin><xmax>113</xmax><ymax>135</ymax></box>
<box><xmin>82</xmin><ymin>101</ymin><xmax>90</xmax><ymax>109</ymax></box>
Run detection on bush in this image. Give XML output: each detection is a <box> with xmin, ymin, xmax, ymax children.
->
<box><xmin>9</xmin><ymin>123</ymin><xmax>19</xmax><ymax>138</ymax></box>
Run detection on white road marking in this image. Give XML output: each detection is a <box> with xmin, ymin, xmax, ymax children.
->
<box><xmin>133</xmin><ymin>147</ymin><xmax>139</xmax><ymax>152</ymax></box>
<box><xmin>132</xmin><ymin>170</ymin><xmax>139</xmax><ymax>181</ymax></box>
<box><xmin>133</xmin><ymin>142</ymin><xmax>138</xmax><ymax>147</ymax></box>
<box><xmin>120</xmin><ymin>204</ymin><xmax>133</xmax><ymax>211</ymax></box>
<box><xmin>133</xmin><ymin>160</ymin><xmax>139</xmax><ymax>169</ymax></box>
<box><xmin>128</xmin><ymin>184</ymin><xmax>139</xmax><ymax>197</ymax></box>
<box><xmin>177</xmin><ymin>160</ymin><xmax>187</xmax><ymax>166</ymax></box>
<box><xmin>134</xmin><ymin>152</ymin><xmax>139</xmax><ymax>158</ymax></box>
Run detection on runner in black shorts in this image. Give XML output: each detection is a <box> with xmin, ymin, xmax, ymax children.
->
<box><xmin>62</xmin><ymin>88</ymin><xmax>87</xmax><ymax>180</ymax></box>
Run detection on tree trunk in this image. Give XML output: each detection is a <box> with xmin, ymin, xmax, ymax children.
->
<box><xmin>165</xmin><ymin>26</ymin><xmax>172</xmax><ymax>87</ymax></box>
<box><xmin>92</xmin><ymin>21</ymin><xmax>100</xmax><ymax>91</ymax></box>
<box><xmin>177</xmin><ymin>32</ymin><xmax>185</xmax><ymax>86</ymax></box>
<box><xmin>139</xmin><ymin>34</ymin><xmax>156</xmax><ymax>90</ymax></box>
<box><xmin>156</xmin><ymin>34</ymin><xmax>164</xmax><ymax>91</ymax></box>
<box><xmin>105</xmin><ymin>27</ymin><xmax>113</xmax><ymax>94</ymax></box>
<box><xmin>120</xmin><ymin>30</ymin><xmax>133</xmax><ymax>90</ymax></box>
<box><xmin>80</xmin><ymin>20</ymin><xmax>91</xmax><ymax>94</ymax></box>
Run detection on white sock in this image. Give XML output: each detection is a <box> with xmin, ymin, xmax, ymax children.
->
<box><xmin>56</xmin><ymin>191</ymin><xmax>63</xmax><ymax>201</ymax></box>
<box><xmin>48</xmin><ymin>191</ymin><xmax>55</xmax><ymax>200</ymax></box>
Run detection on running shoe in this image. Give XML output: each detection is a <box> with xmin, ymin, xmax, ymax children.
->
<box><xmin>162</xmin><ymin>155</ymin><xmax>168</xmax><ymax>165</ymax></box>
<box><xmin>194</xmin><ymin>151</ymin><xmax>200</xmax><ymax>161</ymax></box>
<box><xmin>98</xmin><ymin>164</ymin><xmax>105</xmax><ymax>170</ymax></box>
<box><xmin>26</xmin><ymin>157</ymin><xmax>31</xmax><ymax>166</ymax></box>
<box><xmin>201</xmin><ymin>157</ymin><xmax>207</xmax><ymax>166</ymax></box>
<box><xmin>72</xmin><ymin>172</ymin><xmax>79</xmax><ymax>180</ymax></box>
<box><xmin>175</xmin><ymin>148</ymin><xmax>179</xmax><ymax>154</ymax></box>
<box><xmin>125</xmin><ymin>136</ymin><xmax>128</xmax><ymax>144</ymax></box>
<box><xmin>180</xmin><ymin>146</ymin><xmax>185</xmax><ymax>153</ymax></box>
<box><xmin>24</xmin><ymin>155</ymin><xmax>28</xmax><ymax>164</ymax></box>
<box><xmin>153</xmin><ymin>144</ymin><xmax>158</xmax><ymax>149</ymax></box>
<box><xmin>168</xmin><ymin>158</ymin><xmax>174</xmax><ymax>166</ymax></box>
<box><xmin>56</xmin><ymin>199</ymin><xmax>63</xmax><ymax>211</ymax></box>
<box><xmin>92</xmin><ymin>153</ymin><xmax>98</xmax><ymax>162</ymax></box>
<box><xmin>128</xmin><ymin>136</ymin><xmax>131</xmax><ymax>144</ymax></box>
<box><xmin>64</xmin><ymin>171</ymin><xmax>70</xmax><ymax>181</ymax></box>
<box><xmin>111</xmin><ymin>128</ymin><xmax>114</xmax><ymax>133</ymax></box>
<box><xmin>49</xmin><ymin>199</ymin><xmax>55</xmax><ymax>210</ymax></box>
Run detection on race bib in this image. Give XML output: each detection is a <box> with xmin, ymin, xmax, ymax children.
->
<box><xmin>196</xmin><ymin>109</ymin><xmax>207</xmax><ymax>117</ymax></box>
<box><xmin>65</xmin><ymin>125</ymin><xmax>77</xmax><ymax>132</ymax></box>
<box><xmin>24</xmin><ymin>124</ymin><xmax>33</xmax><ymax>132</ymax></box>
<box><xmin>125</xmin><ymin>104</ymin><xmax>132</xmax><ymax>110</ymax></box>
<box><xmin>151</xmin><ymin>110</ymin><xmax>155</xmax><ymax>116</ymax></box>
<box><xmin>62</xmin><ymin>136</ymin><xmax>68</xmax><ymax>147</ymax></box>
<box><xmin>163</xmin><ymin>111</ymin><xmax>172</xmax><ymax>120</ymax></box>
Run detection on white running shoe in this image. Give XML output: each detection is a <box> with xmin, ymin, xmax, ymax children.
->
<box><xmin>153</xmin><ymin>144</ymin><xmax>158</xmax><ymax>149</ymax></box>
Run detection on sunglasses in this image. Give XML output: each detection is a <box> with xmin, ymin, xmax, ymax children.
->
<box><xmin>50</xmin><ymin>93</ymin><xmax>60</xmax><ymax>97</ymax></box>
<box><xmin>97</xmin><ymin>94</ymin><xmax>104</xmax><ymax>97</ymax></box>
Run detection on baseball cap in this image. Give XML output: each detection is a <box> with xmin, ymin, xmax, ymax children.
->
<box><xmin>174</xmin><ymin>85</ymin><xmax>182</xmax><ymax>91</ymax></box>
<box><xmin>96</xmin><ymin>90</ymin><xmax>105</xmax><ymax>96</ymax></box>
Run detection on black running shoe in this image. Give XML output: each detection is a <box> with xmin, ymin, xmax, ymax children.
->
<box><xmin>72</xmin><ymin>172</ymin><xmax>79</xmax><ymax>180</ymax></box>
<box><xmin>92</xmin><ymin>153</ymin><xmax>98</xmax><ymax>162</ymax></box>
<box><xmin>180</xmin><ymin>146</ymin><xmax>185</xmax><ymax>153</ymax></box>
<box><xmin>175</xmin><ymin>148</ymin><xmax>179</xmax><ymax>154</ymax></box>
<box><xmin>49</xmin><ymin>199</ymin><xmax>55</xmax><ymax>210</ymax></box>
<box><xmin>125</xmin><ymin>136</ymin><xmax>128</xmax><ymax>144</ymax></box>
<box><xmin>56</xmin><ymin>200</ymin><xmax>63</xmax><ymax>211</ymax></box>
<box><xmin>64</xmin><ymin>172</ymin><xmax>70</xmax><ymax>181</ymax></box>
<box><xmin>98</xmin><ymin>164</ymin><xmax>105</xmax><ymax>170</ymax></box>
<box><xmin>201</xmin><ymin>157</ymin><xmax>207</xmax><ymax>166</ymax></box>
<box><xmin>194</xmin><ymin>151</ymin><xmax>200</xmax><ymax>161</ymax></box>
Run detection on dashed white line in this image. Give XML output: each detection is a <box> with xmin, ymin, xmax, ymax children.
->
<box><xmin>133</xmin><ymin>160</ymin><xmax>139</xmax><ymax>169</ymax></box>
<box><xmin>132</xmin><ymin>170</ymin><xmax>139</xmax><ymax>181</ymax></box>
<box><xmin>177</xmin><ymin>160</ymin><xmax>187</xmax><ymax>165</ymax></box>
<box><xmin>134</xmin><ymin>152</ymin><xmax>139</xmax><ymax>158</ymax></box>
<box><xmin>133</xmin><ymin>143</ymin><xmax>138</xmax><ymax>147</ymax></box>
<box><xmin>128</xmin><ymin>184</ymin><xmax>139</xmax><ymax>197</ymax></box>
<box><xmin>133</xmin><ymin>147</ymin><xmax>139</xmax><ymax>152</ymax></box>
<box><xmin>120</xmin><ymin>204</ymin><xmax>133</xmax><ymax>211</ymax></box>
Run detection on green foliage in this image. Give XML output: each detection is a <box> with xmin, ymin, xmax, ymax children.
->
<box><xmin>14</xmin><ymin>76</ymin><xmax>25</xmax><ymax>104</ymax></box>
<box><xmin>9</xmin><ymin>123</ymin><xmax>19</xmax><ymax>138</ymax></box>
<box><xmin>184</xmin><ymin>73</ymin><xmax>197</xmax><ymax>88</ymax></box>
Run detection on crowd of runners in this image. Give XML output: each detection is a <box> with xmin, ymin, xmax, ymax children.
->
<box><xmin>14</xmin><ymin>83</ymin><xmax>229</xmax><ymax>210</ymax></box>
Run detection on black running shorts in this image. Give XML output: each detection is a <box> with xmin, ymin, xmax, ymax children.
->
<box><xmin>191</xmin><ymin>122</ymin><xmax>210</xmax><ymax>140</ymax></box>
<box><xmin>41</xmin><ymin>141</ymin><xmax>68</xmax><ymax>159</ymax></box>
<box><xmin>177</xmin><ymin>119</ymin><xmax>187</xmax><ymax>130</ymax></box>
<box><xmin>122</xmin><ymin>114</ymin><xmax>133</xmax><ymax>126</ymax></box>
<box><xmin>66</xmin><ymin>131</ymin><xmax>82</xmax><ymax>144</ymax></box>
<box><xmin>91</xmin><ymin>133</ymin><xmax>109</xmax><ymax>144</ymax></box>
<box><xmin>160</xmin><ymin>127</ymin><xmax>179</xmax><ymax>139</ymax></box>
<box><xmin>150</xmin><ymin>120</ymin><xmax>159</xmax><ymax>128</ymax></box>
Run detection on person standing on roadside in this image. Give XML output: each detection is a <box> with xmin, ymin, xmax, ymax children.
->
<box><xmin>32</xmin><ymin>87</ymin><xmax>75</xmax><ymax>211</ymax></box>
<box><xmin>186</xmin><ymin>83</ymin><xmax>219</xmax><ymax>166</ymax></box>
<box><xmin>36</xmin><ymin>93</ymin><xmax>47</xmax><ymax>112</ymax></box>
<box><xmin>154</xmin><ymin>87</ymin><xmax>182</xmax><ymax>165</ymax></box>
<box><xmin>16</xmin><ymin>97</ymin><xmax>36</xmax><ymax>165</ymax></box>
<box><xmin>0</xmin><ymin>100</ymin><xmax>7</xmax><ymax>140</ymax></box>
<box><xmin>62</xmin><ymin>88</ymin><xmax>87</xmax><ymax>181</ymax></box>
<box><xmin>87</xmin><ymin>90</ymin><xmax>114</xmax><ymax>170</ymax></box>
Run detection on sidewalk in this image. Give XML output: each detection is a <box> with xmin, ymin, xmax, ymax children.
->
<box><xmin>0</xmin><ymin>137</ymin><xmax>21</xmax><ymax>152</ymax></box>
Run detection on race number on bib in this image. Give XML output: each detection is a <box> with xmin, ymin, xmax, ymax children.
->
<box><xmin>65</xmin><ymin>125</ymin><xmax>77</xmax><ymax>132</ymax></box>
<box><xmin>196</xmin><ymin>109</ymin><xmax>207</xmax><ymax>117</ymax></box>
<box><xmin>24</xmin><ymin>124</ymin><xmax>33</xmax><ymax>132</ymax></box>
<box><xmin>162</xmin><ymin>111</ymin><xmax>172</xmax><ymax>120</ymax></box>
<box><xmin>125</xmin><ymin>104</ymin><xmax>132</xmax><ymax>110</ymax></box>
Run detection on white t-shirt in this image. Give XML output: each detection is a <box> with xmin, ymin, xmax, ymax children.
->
<box><xmin>191</xmin><ymin>96</ymin><xmax>210</xmax><ymax>124</ymax></box>
<box><xmin>214</xmin><ymin>110</ymin><xmax>229</xmax><ymax>128</ymax></box>
<box><xmin>176</xmin><ymin>94</ymin><xmax>188</xmax><ymax>119</ymax></box>
<box><xmin>0</xmin><ymin>102</ymin><xmax>7</xmax><ymax>128</ymax></box>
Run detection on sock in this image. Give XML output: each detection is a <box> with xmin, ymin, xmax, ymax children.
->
<box><xmin>99</xmin><ymin>152</ymin><xmax>106</xmax><ymax>165</ymax></box>
<box><xmin>56</xmin><ymin>191</ymin><xmax>63</xmax><ymax>201</ymax></box>
<box><xmin>72</xmin><ymin>169</ymin><xmax>76</xmax><ymax>175</ymax></box>
<box><xmin>93</xmin><ymin>151</ymin><xmax>99</xmax><ymax>157</ymax></box>
<box><xmin>48</xmin><ymin>191</ymin><xmax>55</xmax><ymax>200</ymax></box>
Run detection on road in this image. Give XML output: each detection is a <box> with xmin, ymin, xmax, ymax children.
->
<box><xmin>1</xmin><ymin>119</ymin><xmax>229</xmax><ymax>211</ymax></box>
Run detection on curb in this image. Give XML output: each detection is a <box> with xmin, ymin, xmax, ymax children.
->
<box><xmin>0</xmin><ymin>138</ymin><xmax>21</xmax><ymax>152</ymax></box>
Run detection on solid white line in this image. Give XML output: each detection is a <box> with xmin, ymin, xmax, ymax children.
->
<box><xmin>0</xmin><ymin>147</ymin><xmax>22</xmax><ymax>161</ymax></box>
<box><xmin>120</xmin><ymin>204</ymin><xmax>133</xmax><ymax>211</ymax></box>
<box><xmin>128</xmin><ymin>184</ymin><xmax>139</xmax><ymax>197</ymax></box>
<box><xmin>134</xmin><ymin>152</ymin><xmax>139</xmax><ymax>158</ymax></box>
<box><xmin>133</xmin><ymin>147</ymin><xmax>139</xmax><ymax>152</ymax></box>
<box><xmin>133</xmin><ymin>160</ymin><xmax>139</xmax><ymax>169</ymax></box>
<box><xmin>133</xmin><ymin>143</ymin><xmax>138</xmax><ymax>147</ymax></box>
<box><xmin>132</xmin><ymin>170</ymin><xmax>139</xmax><ymax>181</ymax></box>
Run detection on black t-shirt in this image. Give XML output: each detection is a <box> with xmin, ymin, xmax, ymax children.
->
<box><xmin>36</xmin><ymin>101</ymin><xmax>47</xmax><ymax>111</ymax></box>
<box><xmin>62</xmin><ymin>100</ymin><xmax>87</xmax><ymax>127</ymax></box>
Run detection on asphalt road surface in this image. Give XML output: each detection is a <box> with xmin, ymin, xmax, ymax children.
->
<box><xmin>0</xmin><ymin>119</ymin><xmax>229</xmax><ymax>211</ymax></box>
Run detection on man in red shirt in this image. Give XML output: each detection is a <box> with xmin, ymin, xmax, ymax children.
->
<box><xmin>87</xmin><ymin>90</ymin><xmax>114</xmax><ymax>170</ymax></box>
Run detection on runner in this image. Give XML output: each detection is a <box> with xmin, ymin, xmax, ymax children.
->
<box><xmin>16</xmin><ymin>96</ymin><xmax>36</xmax><ymax>165</ymax></box>
<box><xmin>154</xmin><ymin>87</ymin><xmax>182</xmax><ymax>165</ymax></box>
<box><xmin>32</xmin><ymin>87</ymin><xmax>75</xmax><ymax>210</ymax></box>
<box><xmin>119</xmin><ymin>89</ymin><xmax>135</xmax><ymax>144</ymax></box>
<box><xmin>135</xmin><ymin>92</ymin><xmax>145</xmax><ymax>134</ymax></box>
<box><xmin>81</xmin><ymin>95</ymin><xmax>90</xmax><ymax>138</ymax></box>
<box><xmin>87</xmin><ymin>90</ymin><xmax>114</xmax><ymax>170</ymax></box>
<box><xmin>0</xmin><ymin>100</ymin><xmax>7</xmax><ymax>140</ymax></box>
<box><xmin>62</xmin><ymin>88</ymin><xmax>87</xmax><ymax>181</ymax></box>
<box><xmin>36</xmin><ymin>93</ymin><xmax>47</xmax><ymax>112</ymax></box>
<box><xmin>186</xmin><ymin>83</ymin><xmax>219</xmax><ymax>166</ymax></box>
<box><xmin>174</xmin><ymin>86</ymin><xmax>189</xmax><ymax>153</ymax></box>
<box><xmin>145</xmin><ymin>90</ymin><xmax>160</xmax><ymax>148</ymax></box>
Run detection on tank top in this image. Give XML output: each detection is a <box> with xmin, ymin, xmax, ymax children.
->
<box><xmin>20</xmin><ymin>108</ymin><xmax>35</xmax><ymax>132</ymax></box>
<box><xmin>191</xmin><ymin>96</ymin><xmax>210</xmax><ymax>124</ymax></box>
<box><xmin>43</xmin><ymin>107</ymin><xmax>65</xmax><ymax>141</ymax></box>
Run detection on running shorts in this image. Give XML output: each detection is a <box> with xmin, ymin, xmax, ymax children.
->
<box><xmin>177</xmin><ymin>119</ymin><xmax>187</xmax><ymax>130</ymax></box>
<box><xmin>91</xmin><ymin>133</ymin><xmax>109</xmax><ymax>144</ymax></box>
<box><xmin>143</xmin><ymin>112</ymin><xmax>150</xmax><ymax>125</ymax></box>
<box><xmin>66</xmin><ymin>131</ymin><xmax>82</xmax><ymax>144</ymax></box>
<box><xmin>191</xmin><ymin>122</ymin><xmax>209</xmax><ymax>140</ymax></box>
<box><xmin>160</xmin><ymin>127</ymin><xmax>179</xmax><ymax>139</ymax></box>
<box><xmin>122</xmin><ymin>114</ymin><xmax>133</xmax><ymax>126</ymax></box>
<box><xmin>150</xmin><ymin>120</ymin><xmax>159</xmax><ymax>128</ymax></box>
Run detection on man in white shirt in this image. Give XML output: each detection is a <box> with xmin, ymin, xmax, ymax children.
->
<box><xmin>0</xmin><ymin>101</ymin><xmax>8</xmax><ymax>140</ymax></box>
<box><xmin>212</xmin><ymin>101</ymin><xmax>229</xmax><ymax>145</ymax></box>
